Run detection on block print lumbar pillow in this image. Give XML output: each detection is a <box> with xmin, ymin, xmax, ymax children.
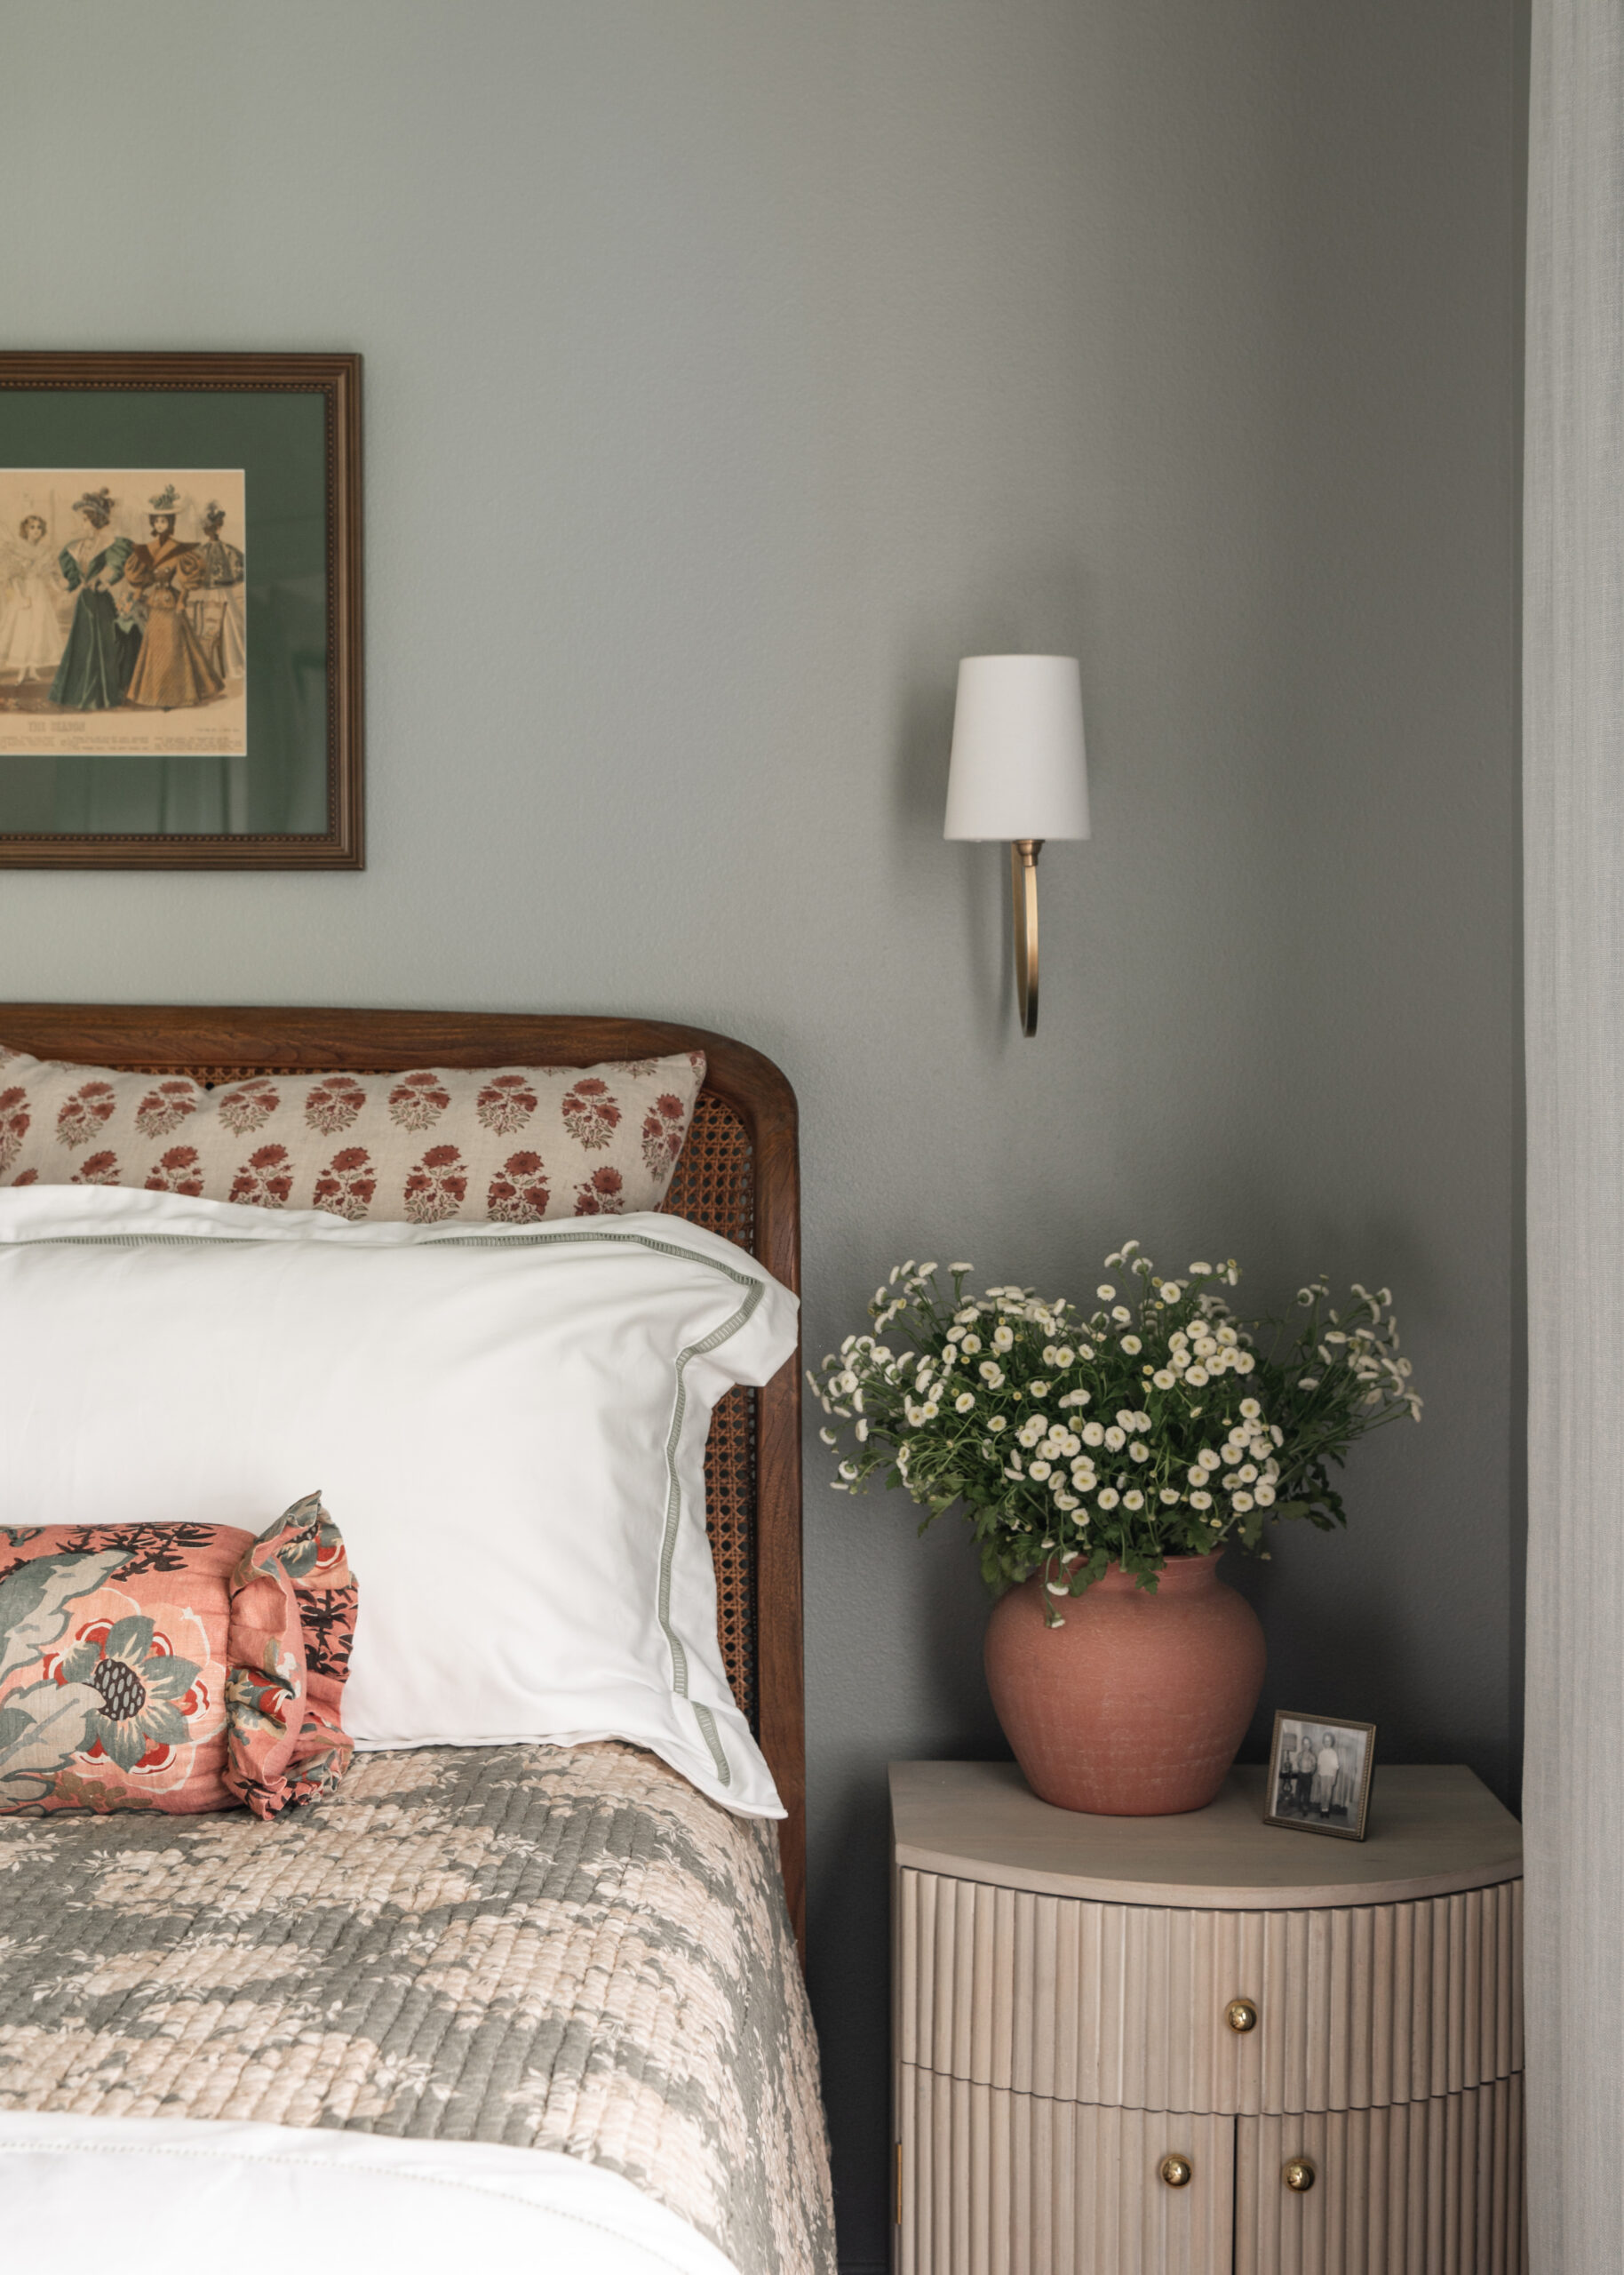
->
<box><xmin>0</xmin><ymin>1047</ymin><xmax>705</xmax><ymax>1225</ymax></box>
<box><xmin>0</xmin><ymin>1492</ymin><xmax>356</xmax><ymax>1818</ymax></box>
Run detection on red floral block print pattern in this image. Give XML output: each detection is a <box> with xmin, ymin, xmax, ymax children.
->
<box><xmin>0</xmin><ymin>1494</ymin><xmax>356</xmax><ymax>1819</ymax></box>
<box><xmin>217</xmin><ymin>1078</ymin><xmax>281</xmax><ymax>1135</ymax></box>
<box><xmin>389</xmin><ymin>1070</ymin><xmax>450</xmax><ymax>1130</ymax></box>
<box><xmin>487</xmin><ymin>1150</ymin><xmax>550</xmax><ymax>1222</ymax></box>
<box><xmin>230</xmin><ymin>1145</ymin><xmax>294</xmax><ymax>1208</ymax></box>
<box><xmin>57</xmin><ymin>1080</ymin><xmax>115</xmax><ymax>1149</ymax></box>
<box><xmin>0</xmin><ymin>1046</ymin><xmax>704</xmax><ymax>1224</ymax></box>
<box><xmin>562</xmin><ymin>1075</ymin><xmax>621</xmax><ymax>1150</ymax></box>
<box><xmin>134</xmin><ymin>1079</ymin><xmax>201</xmax><ymax>1139</ymax></box>
<box><xmin>0</xmin><ymin>1086</ymin><xmax>29</xmax><ymax>1176</ymax></box>
<box><xmin>477</xmin><ymin>1074</ymin><xmax>537</xmax><ymax>1134</ymax></box>
<box><xmin>574</xmin><ymin>1165</ymin><xmax>626</xmax><ymax>1215</ymax></box>
<box><xmin>642</xmin><ymin>1092</ymin><xmax>688</xmax><ymax>1179</ymax></box>
<box><xmin>147</xmin><ymin>1145</ymin><xmax>205</xmax><ymax>1196</ymax></box>
<box><xmin>404</xmin><ymin>1142</ymin><xmax>466</xmax><ymax>1223</ymax></box>
<box><xmin>305</xmin><ymin>1074</ymin><xmax>368</xmax><ymax>1135</ymax></box>
<box><xmin>312</xmin><ymin>1145</ymin><xmax>377</xmax><ymax>1220</ymax></box>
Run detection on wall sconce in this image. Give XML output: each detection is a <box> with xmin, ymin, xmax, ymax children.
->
<box><xmin>943</xmin><ymin>654</ymin><xmax>1089</xmax><ymax>1037</ymax></box>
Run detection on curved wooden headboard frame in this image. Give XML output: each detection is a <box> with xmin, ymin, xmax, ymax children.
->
<box><xmin>0</xmin><ymin>1005</ymin><xmax>807</xmax><ymax>1950</ymax></box>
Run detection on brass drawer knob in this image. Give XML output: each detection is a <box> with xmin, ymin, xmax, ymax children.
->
<box><xmin>1283</xmin><ymin>2158</ymin><xmax>1317</xmax><ymax>2193</ymax></box>
<box><xmin>1159</xmin><ymin>2154</ymin><xmax>1193</xmax><ymax>2189</ymax></box>
<box><xmin>1225</xmin><ymin>1998</ymin><xmax>1258</xmax><ymax>2034</ymax></box>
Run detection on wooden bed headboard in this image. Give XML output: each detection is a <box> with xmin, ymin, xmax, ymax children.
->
<box><xmin>0</xmin><ymin>1005</ymin><xmax>807</xmax><ymax>1949</ymax></box>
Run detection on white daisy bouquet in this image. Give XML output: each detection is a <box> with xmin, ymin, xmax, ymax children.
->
<box><xmin>810</xmin><ymin>1241</ymin><xmax>1421</xmax><ymax>1618</ymax></box>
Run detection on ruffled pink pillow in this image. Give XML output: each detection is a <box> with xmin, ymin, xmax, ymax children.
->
<box><xmin>0</xmin><ymin>1493</ymin><xmax>355</xmax><ymax>1818</ymax></box>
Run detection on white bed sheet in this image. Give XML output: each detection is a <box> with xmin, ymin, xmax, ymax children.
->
<box><xmin>0</xmin><ymin>2113</ymin><xmax>743</xmax><ymax>2275</ymax></box>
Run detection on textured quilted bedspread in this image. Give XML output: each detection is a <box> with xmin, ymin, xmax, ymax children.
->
<box><xmin>0</xmin><ymin>1741</ymin><xmax>835</xmax><ymax>2275</ymax></box>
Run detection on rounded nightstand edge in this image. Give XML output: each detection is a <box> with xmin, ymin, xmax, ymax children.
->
<box><xmin>889</xmin><ymin>1761</ymin><xmax>1523</xmax><ymax>1912</ymax></box>
<box><xmin>890</xmin><ymin>1843</ymin><xmax>1524</xmax><ymax>1912</ymax></box>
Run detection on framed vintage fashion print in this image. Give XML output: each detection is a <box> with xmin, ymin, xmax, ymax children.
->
<box><xmin>0</xmin><ymin>353</ymin><xmax>362</xmax><ymax>867</ymax></box>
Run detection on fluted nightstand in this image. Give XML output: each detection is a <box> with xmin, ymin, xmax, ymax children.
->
<box><xmin>891</xmin><ymin>1760</ymin><xmax>1524</xmax><ymax>2275</ymax></box>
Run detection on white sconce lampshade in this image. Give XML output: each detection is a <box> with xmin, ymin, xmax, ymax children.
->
<box><xmin>943</xmin><ymin>654</ymin><xmax>1089</xmax><ymax>842</ymax></box>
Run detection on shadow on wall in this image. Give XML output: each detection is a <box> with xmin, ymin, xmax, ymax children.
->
<box><xmin>808</xmin><ymin>1511</ymin><xmax>1010</xmax><ymax>2274</ymax></box>
<box><xmin>891</xmin><ymin>664</ymin><xmax>1008</xmax><ymax>1042</ymax></box>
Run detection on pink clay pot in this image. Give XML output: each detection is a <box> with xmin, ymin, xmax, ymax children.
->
<box><xmin>983</xmin><ymin>1553</ymin><xmax>1265</xmax><ymax>1816</ymax></box>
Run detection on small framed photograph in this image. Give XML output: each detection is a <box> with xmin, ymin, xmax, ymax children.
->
<box><xmin>1264</xmin><ymin>1711</ymin><xmax>1376</xmax><ymax>1841</ymax></box>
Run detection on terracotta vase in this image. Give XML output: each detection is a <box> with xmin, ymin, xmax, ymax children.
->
<box><xmin>983</xmin><ymin>1552</ymin><xmax>1265</xmax><ymax>1816</ymax></box>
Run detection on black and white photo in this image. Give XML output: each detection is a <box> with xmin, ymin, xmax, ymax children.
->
<box><xmin>1264</xmin><ymin>1711</ymin><xmax>1376</xmax><ymax>1840</ymax></box>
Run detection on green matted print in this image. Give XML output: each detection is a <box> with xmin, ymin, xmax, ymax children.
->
<box><xmin>0</xmin><ymin>355</ymin><xmax>362</xmax><ymax>868</ymax></box>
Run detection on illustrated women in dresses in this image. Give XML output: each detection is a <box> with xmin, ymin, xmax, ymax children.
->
<box><xmin>187</xmin><ymin>500</ymin><xmax>246</xmax><ymax>684</ymax></box>
<box><xmin>0</xmin><ymin>516</ymin><xmax>67</xmax><ymax>682</ymax></box>
<box><xmin>122</xmin><ymin>486</ymin><xmax>222</xmax><ymax>711</ymax></box>
<box><xmin>48</xmin><ymin>490</ymin><xmax>138</xmax><ymax>710</ymax></box>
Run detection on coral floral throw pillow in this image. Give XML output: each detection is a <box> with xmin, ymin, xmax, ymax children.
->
<box><xmin>0</xmin><ymin>1493</ymin><xmax>355</xmax><ymax>1818</ymax></box>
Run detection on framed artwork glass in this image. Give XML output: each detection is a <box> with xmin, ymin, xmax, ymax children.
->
<box><xmin>0</xmin><ymin>353</ymin><xmax>362</xmax><ymax>867</ymax></box>
<box><xmin>1264</xmin><ymin>1710</ymin><xmax>1377</xmax><ymax>1841</ymax></box>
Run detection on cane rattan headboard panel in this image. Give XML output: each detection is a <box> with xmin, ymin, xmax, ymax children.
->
<box><xmin>0</xmin><ymin>1006</ymin><xmax>806</xmax><ymax>1947</ymax></box>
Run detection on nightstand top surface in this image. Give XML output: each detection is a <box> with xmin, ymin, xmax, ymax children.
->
<box><xmin>890</xmin><ymin>1761</ymin><xmax>1521</xmax><ymax>1909</ymax></box>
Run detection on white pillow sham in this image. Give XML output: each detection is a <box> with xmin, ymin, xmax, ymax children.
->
<box><xmin>0</xmin><ymin>1183</ymin><xmax>797</xmax><ymax>1816</ymax></box>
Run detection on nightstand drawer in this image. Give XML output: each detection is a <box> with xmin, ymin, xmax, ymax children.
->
<box><xmin>896</xmin><ymin>2062</ymin><xmax>1234</xmax><ymax>2275</ymax></box>
<box><xmin>896</xmin><ymin>1867</ymin><xmax>1522</xmax><ymax>2116</ymax></box>
<box><xmin>1234</xmin><ymin>2075</ymin><xmax>1526</xmax><ymax>2275</ymax></box>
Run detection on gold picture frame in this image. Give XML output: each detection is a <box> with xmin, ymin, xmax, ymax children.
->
<box><xmin>1263</xmin><ymin>1709</ymin><xmax>1377</xmax><ymax>1841</ymax></box>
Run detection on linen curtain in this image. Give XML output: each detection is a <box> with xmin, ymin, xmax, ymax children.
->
<box><xmin>1524</xmin><ymin>2</ymin><xmax>1624</xmax><ymax>2263</ymax></box>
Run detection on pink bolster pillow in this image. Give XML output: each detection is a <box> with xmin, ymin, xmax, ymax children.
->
<box><xmin>0</xmin><ymin>1492</ymin><xmax>355</xmax><ymax>1818</ymax></box>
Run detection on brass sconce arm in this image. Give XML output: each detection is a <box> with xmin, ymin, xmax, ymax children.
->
<box><xmin>1011</xmin><ymin>838</ymin><xmax>1043</xmax><ymax>1038</ymax></box>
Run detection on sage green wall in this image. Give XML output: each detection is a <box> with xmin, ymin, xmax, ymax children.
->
<box><xmin>0</xmin><ymin>4</ymin><xmax>1523</xmax><ymax>2265</ymax></box>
